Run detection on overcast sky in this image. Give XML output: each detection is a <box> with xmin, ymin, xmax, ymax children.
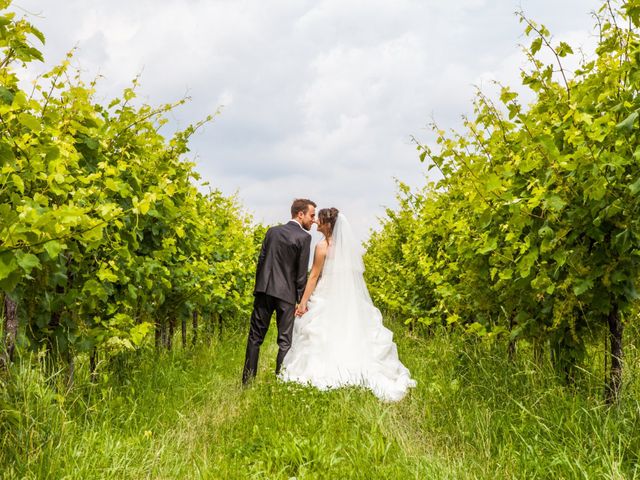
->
<box><xmin>14</xmin><ymin>0</ymin><xmax>601</xmax><ymax>244</ymax></box>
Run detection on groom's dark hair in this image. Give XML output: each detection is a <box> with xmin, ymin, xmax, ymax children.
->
<box><xmin>291</xmin><ymin>198</ymin><xmax>316</xmax><ymax>218</ymax></box>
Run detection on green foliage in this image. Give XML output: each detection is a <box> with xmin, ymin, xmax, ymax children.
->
<box><xmin>365</xmin><ymin>0</ymin><xmax>640</xmax><ymax>373</ymax></box>
<box><xmin>0</xmin><ymin>2</ymin><xmax>261</xmax><ymax>364</ymax></box>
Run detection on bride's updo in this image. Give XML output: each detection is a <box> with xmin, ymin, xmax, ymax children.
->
<box><xmin>318</xmin><ymin>207</ymin><xmax>339</xmax><ymax>234</ymax></box>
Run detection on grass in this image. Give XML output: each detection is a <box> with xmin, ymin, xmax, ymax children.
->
<box><xmin>1</xmin><ymin>322</ymin><xmax>640</xmax><ymax>479</ymax></box>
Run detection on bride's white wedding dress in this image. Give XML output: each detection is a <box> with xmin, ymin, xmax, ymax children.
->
<box><xmin>280</xmin><ymin>214</ymin><xmax>416</xmax><ymax>402</ymax></box>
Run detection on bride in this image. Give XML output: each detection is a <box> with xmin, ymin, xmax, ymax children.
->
<box><xmin>279</xmin><ymin>208</ymin><xmax>416</xmax><ymax>402</ymax></box>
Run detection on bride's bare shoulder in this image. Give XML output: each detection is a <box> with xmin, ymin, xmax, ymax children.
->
<box><xmin>315</xmin><ymin>239</ymin><xmax>329</xmax><ymax>255</ymax></box>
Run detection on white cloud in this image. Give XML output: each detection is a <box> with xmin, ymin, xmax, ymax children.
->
<box><xmin>14</xmin><ymin>0</ymin><xmax>602</xmax><ymax>243</ymax></box>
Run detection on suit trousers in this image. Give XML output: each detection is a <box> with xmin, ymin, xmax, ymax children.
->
<box><xmin>242</xmin><ymin>293</ymin><xmax>296</xmax><ymax>384</ymax></box>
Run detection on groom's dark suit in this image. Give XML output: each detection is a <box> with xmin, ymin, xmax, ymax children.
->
<box><xmin>242</xmin><ymin>220</ymin><xmax>312</xmax><ymax>384</ymax></box>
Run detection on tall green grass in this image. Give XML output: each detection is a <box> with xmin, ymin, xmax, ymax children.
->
<box><xmin>1</xmin><ymin>323</ymin><xmax>640</xmax><ymax>478</ymax></box>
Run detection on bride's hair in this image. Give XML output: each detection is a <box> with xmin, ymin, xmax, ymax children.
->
<box><xmin>318</xmin><ymin>207</ymin><xmax>339</xmax><ymax>234</ymax></box>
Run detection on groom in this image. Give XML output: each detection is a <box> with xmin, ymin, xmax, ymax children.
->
<box><xmin>242</xmin><ymin>198</ymin><xmax>316</xmax><ymax>385</ymax></box>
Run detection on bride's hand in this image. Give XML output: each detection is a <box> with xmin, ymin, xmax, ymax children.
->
<box><xmin>295</xmin><ymin>302</ymin><xmax>308</xmax><ymax>317</ymax></box>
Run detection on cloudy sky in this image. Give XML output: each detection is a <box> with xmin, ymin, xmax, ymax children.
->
<box><xmin>14</xmin><ymin>0</ymin><xmax>601</xmax><ymax>244</ymax></box>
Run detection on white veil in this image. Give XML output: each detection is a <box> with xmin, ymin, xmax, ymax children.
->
<box><xmin>322</xmin><ymin>213</ymin><xmax>365</xmax><ymax>277</ymax></box>
<box><xmin>314</xmin><ymin>213</ymin><xmax>376</xmax><ymax>344</ymax></box>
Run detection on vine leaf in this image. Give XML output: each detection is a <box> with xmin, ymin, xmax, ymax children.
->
<box><xmin>616</xmin><ymin>110</ymin><xmax>638</xmax><ymax>132</ymax></box>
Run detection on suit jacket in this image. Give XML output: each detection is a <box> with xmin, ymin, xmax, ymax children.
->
<box><xmin>254</xmin><ymin>220</ymin><xmax>312</xmax><ymax>305</ymax></box>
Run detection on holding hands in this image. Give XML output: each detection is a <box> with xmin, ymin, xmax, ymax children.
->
<box><xmin>295</xmin><ymin>301</ymin><xmax>308</xmax><ymax>317</ymax></box>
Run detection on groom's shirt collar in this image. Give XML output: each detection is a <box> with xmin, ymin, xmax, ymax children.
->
<box><xmin>289</xmin><ymin>219</ymin><xmax>307</xmax><ymax>232</ymax></box>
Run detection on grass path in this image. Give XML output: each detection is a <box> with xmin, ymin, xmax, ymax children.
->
<box><xmin>3</xmin><ymin>322</ymin><xmax>640</xmax><ymax>478</ymax></box>
<box><xmin>124</xmin><ymin>329</ymin><xmax>443</xmax><ymax>478</ymax></box>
